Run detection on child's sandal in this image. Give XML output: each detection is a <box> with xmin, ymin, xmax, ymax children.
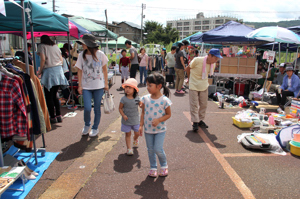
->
<box><xmin>148</xmin><ymin>169</ymin><xmax>157</xmax><ymax>178</ymax></box>
<box><xmin>159</xmin><ymin>168</ymin><xmax>168</xmax><ymax>177</ymax></box>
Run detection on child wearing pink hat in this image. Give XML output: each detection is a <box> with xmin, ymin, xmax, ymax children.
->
<box><xmin>119</xmin><ymin>78</ymin><xmax>141</xmax><ymax>155</ymax></box>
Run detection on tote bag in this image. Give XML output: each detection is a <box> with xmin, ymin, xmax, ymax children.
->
<box><xmin>103</xmin><ymin>91</ymin><xmax>115</xmax><ymax>114</ymax></box>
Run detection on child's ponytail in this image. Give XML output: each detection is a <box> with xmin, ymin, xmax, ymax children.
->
<box><xmin>162</xmin><ymin>84</ymin><xmax>170</xmax><ymax>98</ymax></box>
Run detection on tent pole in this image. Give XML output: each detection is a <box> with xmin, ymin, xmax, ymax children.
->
<box><xmin>278</xmin><ymin>43</ymin><xmax>281</xmax><ymax>65</ymax></box>
<box><xmin>21</xmin><ymin>0</ymin><xmax>29</xmax><ymax>74</ymax></box>
<box><xmin>295</xmin><ymin>46</ymin><xmax>299</xmax><ymax>70</ymax></box>
<box><xmin>67</xmin><ymin>32</ymin><xmax>75</xmax><ymax>111</ymax></box>
<box><xmin>285</xmin><ymin>43</ymin><xmax>289</xmax><ymax>63</ymax></box>
<box><xmin>30</xmin><ymin>22</ymin><xmax>37</xmax><ymax>74</ymax></box>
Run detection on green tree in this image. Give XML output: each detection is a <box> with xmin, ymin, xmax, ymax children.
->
<box><xmin>144</xmin><ymin>21</ymin><xmax>179</xmax><ymax>46</ymax></box>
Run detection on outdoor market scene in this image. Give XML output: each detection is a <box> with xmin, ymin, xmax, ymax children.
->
<box><xmin>0</xmin><ymin>0</ymin><xmax>300</xmax><ymax>198</ymax></box>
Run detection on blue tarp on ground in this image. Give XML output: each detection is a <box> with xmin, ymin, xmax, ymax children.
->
<box><xmin>190</xmin><ymin>21</ymin><xmax>263</xmax><ymax>45</ymax></box>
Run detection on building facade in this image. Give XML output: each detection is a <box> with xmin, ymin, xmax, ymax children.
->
<box><xmin>113</xmin><ymin>21</ymin><xmax>142</xmax><ymax>44</ymax></box>
<box><xmin>167</xmin><ymin>12</ymin><xmax>242</xmax><ymax>40</ymax></box>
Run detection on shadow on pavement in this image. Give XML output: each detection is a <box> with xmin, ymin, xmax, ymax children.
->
<box><xmin>56</xmin><ymin>135</ymin><xmax>104</xmax><ymax>162</ymax></box>
<box><xmin>201</xmin><ymin>128</ymin><xmax>227</xmax><ymax>149</ymax></box>
<box><xmin>134</xmin><ymin>176</ymin><xmax>168</xmax><ymax>199</ymax></box>
<box><xmin>114</xmin><ymin>148</ymin><xmax>141</xmax><ymax>173</ymax></box>
<box><xmin>185</xmin><ymin>130</ymin><xmax>204</xmax><ymax>143</ymax></box>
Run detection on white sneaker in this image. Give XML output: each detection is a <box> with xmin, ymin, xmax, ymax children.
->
<box><xmin>133</xmin><ymin>140</ymin><xmax>139</xmax><ymax>148</ymax></box>
<box><xmin>127</xmin><ymin>149</ymin><xmax>134</xmax><ymax>156</ymax></box>
<box><xmin>82</xmin><ymin>126</ymin><xmax>90</xmax><ymax>135</ymax></box>
<box><xmin>89</xmin><ymin>129</ymin><xmax>99</xmax><ymax>137</ymax></box>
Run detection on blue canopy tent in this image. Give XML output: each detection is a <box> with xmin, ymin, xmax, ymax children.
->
<box><xmin>173</xmin><ymin>32</ymin><xmax>203</xmax><ymax>46</ymax></box>
<box><xmin>190</xmin><ymin>21</ymin><xmax>265</xmax><ymax>45</ymax></box>
<box><xmin>288</xmin><ymin>26</ymin><xmax>300</xmax><ymax>35</ymax></box>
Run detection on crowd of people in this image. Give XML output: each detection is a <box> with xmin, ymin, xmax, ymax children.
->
<box><xmin>16</xmin><ymin>33</ymin><xmax>300</xmax><ymax>178</ymax></box>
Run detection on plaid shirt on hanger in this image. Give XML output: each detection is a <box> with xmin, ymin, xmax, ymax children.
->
<box><xmin>0</xmin><ymin>74</ymin><xmax>27</xmax><ymax>139</ymax></box>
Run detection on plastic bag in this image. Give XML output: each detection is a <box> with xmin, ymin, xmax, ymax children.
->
<box><xmin>103</xmin><ymin>91</ymin><xmax>115</xmax><ymax>114</ymax></box>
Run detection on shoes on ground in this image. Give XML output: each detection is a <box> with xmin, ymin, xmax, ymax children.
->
<box><xmin>50</xmin><ymin>117</ymin><xmax>57</xmax><ymax>124</ymax></box>
<box><xmin>56</xmin><ymin>115</ymin><xmax>62</xmax><ymax>123</ymax></box>
<box><xmin>159</xmin><ymin>168</ymin><xmax>168</xmax><ymax>177</ymax></box>
<box><xmin>176</xmin><ymin>90</ymin><xmax>185</xmax><ymax>94</ymax></box>
<box><xmin>133</xmin><ymin>139</ymin><xmax>139</xmax><ymax>148</ymax></box>
<box><xmin>192</xmin><ymin>122</ymin><xmax>199</xmax><ymax>132</ymax></box>
<box><xmin>198</xmin><ymin>120</ymin><xmax>208</xmax><ymax>128</ymax></box>
<box><xmin>82</xmin><ymin>126</ymin><xmax>90</xmax><ymax>135</ymax></box>
<box><xmin>148</xmin><ymin>169</ymin><xmax>157</xmax><ymax>178</ymax></box>
<box><xmin>127</xmin><ymin>149</ymin><xmax>134</xmax><ymax>156</ymax></box>
<box><xmin>117</xmin><ymin>87</ymin><xmax>124</xmax><ymax>91</ymax></box>
<box><xmin>89</xmin><ymin>129</ymin><xmax>99</xmax><ymax>137</ymax></box>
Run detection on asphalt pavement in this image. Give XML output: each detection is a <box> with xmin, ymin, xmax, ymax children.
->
<box><xmin>26</xmin><ymin>74</ymin><xmax>300</xmax><ymax>199</ymax></box>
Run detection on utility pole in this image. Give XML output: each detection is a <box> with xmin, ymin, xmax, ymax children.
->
<box><xmin>141</xmin><ymin>3</ymin><xmax>146</xmax><ymax>44</ymax></box>
<box><xmin>105</xmin><ymin>9</ymin><xmax>109</xmax><ymax>54</ymax></box>
<box><xmin>53</xmin><ymin>0</ymin><xmax>55</xmax><ymax>12</ymax></box>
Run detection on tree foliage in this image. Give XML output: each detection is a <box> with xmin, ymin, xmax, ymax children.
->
<box><xmin>144</xmin><ymin>20</ymin><xmax>179</xmax><ymax>46</ymax></box>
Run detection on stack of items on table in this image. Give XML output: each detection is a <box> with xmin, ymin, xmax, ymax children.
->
<box><xmin>233</xmin><ymin>107</ymin><xmax>300</xmax><ymax>157</ymax></box>
<box><xmin>248</xmin><ymin>88</ymin><xmax>277</xmax><ymax>105</ymax></box>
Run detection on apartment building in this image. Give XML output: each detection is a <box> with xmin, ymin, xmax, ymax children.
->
<box><xmin>167</xmin><ymin>12</ymin><xmax>242</xmax><ymax>40</ymax></box>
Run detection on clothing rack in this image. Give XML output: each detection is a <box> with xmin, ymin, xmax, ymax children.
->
<box><xmin>0</xmin><ymin>59</ymin><xmax>45</xmax><ymax>166</ymax></box>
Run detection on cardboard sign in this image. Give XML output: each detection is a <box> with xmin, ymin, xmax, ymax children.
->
<box><xmin>267</xmin><ymin>51</ymin><xmax>276</xmax><ymax>63</ymax></box>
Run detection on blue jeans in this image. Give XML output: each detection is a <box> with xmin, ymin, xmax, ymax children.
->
<box><xmin>144</xmin><ymin>132</ymin><xmax>167</xmax><ymax>169</ymax></box>
<box><xmin>139</xmin><ymin>66</ymin><xmax>147</xmax><ymax>84</ymax></box>
<box><xmin>82</xmin><ymin>89</ymin><xmax>104</xmax><ymax>130</ymax></box>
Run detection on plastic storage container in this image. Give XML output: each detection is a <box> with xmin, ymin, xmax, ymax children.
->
<box><xmin>289</xmin><ymin>141</ymin><xmax>300</xmax><ymax>156</ymax></box>
<box><xmin>232</xmin><ymin>117</ymin><xmax>253</xmax><ymax>128</ymax></box>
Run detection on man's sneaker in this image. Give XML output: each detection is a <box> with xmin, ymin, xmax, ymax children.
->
<box><xmin>82</xmin><ymin>126</ymin><xmax>90</xmax><ymax>135</ymax></box>
<box><xmin>50</xmin><ymin>117</ymin><xmax>57</xmax><ymax>124</ymax></box>
<box><xmin>192</xmin><ymin>122</ymin><xmax>199</xmax><ymax>132</ymax></box>
<box><xmin>198</xmin><ymin>120</ymin><xmax>208</xmax><ymax>128</ymax></box>
<box><xmin>127</xmin><ymin>149</ymin><xmax>134</xmax><ymax>156</ymax></box>
<box><xmin>133</xmin><ymin>140</ymin><xmax>139</xmax><ymax>148</ymax></box>
<box><xmin>89</xmin><ymin>129</ymin><xmax>99</xmax><ymax>137</ymax></box>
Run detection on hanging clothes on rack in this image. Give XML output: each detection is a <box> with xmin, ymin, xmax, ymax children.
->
<box><xmin>0</xmin><ymin>73</ymin><xmax>27</xmax><ymax>139</ymax></box>
<box><xmin>13</xmin><ymin>60</ymin><xmax>51</xmax><ymax>131</ymax></box>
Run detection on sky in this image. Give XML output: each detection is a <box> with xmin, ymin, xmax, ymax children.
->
<box><xmin>33</xmin><ymin>0</ymin><xmax>300</xmax><ymax>27</ymax></box>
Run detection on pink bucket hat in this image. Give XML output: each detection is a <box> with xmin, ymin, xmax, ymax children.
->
<box><xmin>122</xmin><ymin>78</ymin><xmax>139</xmax><ymax>92</ymax></box>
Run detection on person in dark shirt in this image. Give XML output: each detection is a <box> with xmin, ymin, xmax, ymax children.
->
<box><xmin>15</xmin><ymin>43</ymin><xmax>33</xmax><ymax>65</ymax></box>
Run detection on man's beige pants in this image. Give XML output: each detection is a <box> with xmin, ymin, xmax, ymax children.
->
<box><xmin>189</xmin><ymin>89</ymin><xmax>208</xmax><ymax>123</ymax></box>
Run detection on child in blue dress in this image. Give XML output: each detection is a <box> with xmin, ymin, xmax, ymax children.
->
<box><xmin>139</xmin><ymin>73</ymin><xmax>172</xmax><ymax>177</ymax></box>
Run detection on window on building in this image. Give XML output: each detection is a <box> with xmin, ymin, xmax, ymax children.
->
<box><xmin>184</xmin><ymin>27</ymin><xmax>189</xmax><ymax>30</ymax></box>
<box><xmin>183</xmin><ymin>32</ymin><xmax>189</xmax><ymax>36</ymax></box>
<box><xmin>126</xmin><ymin>28</ymin><xmax>129</xmax><ymax>31</ymax></box>
<box><xmin>215</xmin><ymin>19</ymin><xmax>224</xmax><ymax>24</ymax></box>
<box><xmin>120</xmin><ymin>28</ymin><xmax>122</xmax><ymax>32</ymax></box>
<box><xmin>179</xmin><ymin>32</ymin><xmax>183</xmax><ymax>35</ymax></box>
<box><xmin>184</xmin><ymin>22</ymin><xmax>189</xmax><ymax>26</ymax></box>
<box><xmin>203</xmin><ymin>20</ymin><xmax>209</xmax><ymax>25</ymax></box>
<box><xmin>177</xmin><ymin>22</ymin><xmax>182</xmax><ymax>26</ymax></box>
<box><xmin>177</xmin><ymin>27</ymin><xmax>182</xmax><ymax>31</ymax></box>
<box><xmin>202</xmin><ymin>26</ymin><xmax>209</xmax><ymax>30</ymax></box>
<box><xmin>167</xmin><ymin>23</ymin><xmax>172</xmax><ymax>27</ymax></box>
<box><xmin>225</xmin><ymin>19</ymin><xmax>231</xmax><ymax>23</ymax></box>
<box><xmin>195</xmin><ymin>21</ymin><xmax>201</xmax><ymax>25</ymax></box>
<box><xmin>195</xmin><ymin>26</ymin><xmax>201</xmax><ymax>30</ymax></box>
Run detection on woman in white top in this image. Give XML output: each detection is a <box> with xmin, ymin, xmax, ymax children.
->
<box><xmin>138</xmin><ymin>47</ymin><xmax>148</xmax><ymax>86</ymax></box>
<box><xmin>75</xmin><ymin>34</ymin><xmax>109</xmax><ymax>137</ymax></box>
<box><xmin>37</xmin><ymin>35</ymin><xmax>68</xmax><ymax>124</ymax></box>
